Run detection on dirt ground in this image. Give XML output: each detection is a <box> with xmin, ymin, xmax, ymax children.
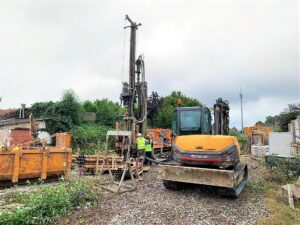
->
<box><xmin>57</xmin><ymin>156</ymin><xmax>270</xmax><ymax>225</ymax></box>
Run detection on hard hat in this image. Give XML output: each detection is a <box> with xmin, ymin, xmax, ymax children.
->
<box><xmin>137</xmin><ymin>133</ymin><xmax>142</xmax><ymax>137</ymax></box>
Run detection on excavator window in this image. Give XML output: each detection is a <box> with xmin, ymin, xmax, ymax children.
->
<box><xmin>172</xmin><ymin>107</ymin><xmax>212</xmax><ymax>136</ymax></box>
<box><xmin>179</xmin><ymin>110</ymin><xmax>201</xmax><ymax>135</ymax></box>
<box><xmin>202</xmin><ymin>107</ymin><xmax>212</xmax><ymax>134</ymax></box>
<box><xmin>172</xmin><ymin>112</ymin><xmax>178</xmax><ymax>135</ymax></box>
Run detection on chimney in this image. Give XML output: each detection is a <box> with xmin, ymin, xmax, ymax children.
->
<box><xmin>19</xmin><ymin>104</ymin><xmax>26</xmax><ymax>119</ymax></box>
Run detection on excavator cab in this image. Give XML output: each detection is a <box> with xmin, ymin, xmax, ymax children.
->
<box><xmin>172</xmin><ymin>107</ymin><xmax>212</xmax><ymax>136</ymax></box>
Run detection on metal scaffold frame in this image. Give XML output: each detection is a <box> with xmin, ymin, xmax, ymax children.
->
<box><xmin>98</xmin><ymin>131</ymin><xmax>137</xmax><ymax>193</ymax></box>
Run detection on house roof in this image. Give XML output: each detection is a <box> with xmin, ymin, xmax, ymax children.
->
<box><xmin>0</xmin><ymin>109</ymin><xmax>16</xmax><ymax>117</ymax></box>
<box><xmin>0</xmin><ymin>118</ymin><xmax>45</xmax><ymax>126</ymax></box>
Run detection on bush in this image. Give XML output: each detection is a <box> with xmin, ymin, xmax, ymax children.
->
<box><xmin>152</xmin><ymin>91</ymin><xmax>201</xmax><ymax>128</ymax></box>
<box><xmin>71</xmin><ymin>124</ymin><xmax>112</xmax><ymax>154</ymax></box>
<box><xmin>229</xmin><ymin>129</ymin><xmax>246</xmax><ymax>142</ymax></box>
<box><xmin>94</xmin><ymin>99</ymin><xmax>123</xmax><ymax>127</ymax></box>
<box><xmin>265</xmin><ymin>155</ymin><xmax>300</xmax><ymax>183</ymax></box>
<box><xmin>29</xmin><ymin>90</ymin><xmax>83</xmax><ymax>134</ymax></box>
<box><xmin>0</xmin><ymin>178</ymin><xmax>100</xmax><ymax>225</ymax></box>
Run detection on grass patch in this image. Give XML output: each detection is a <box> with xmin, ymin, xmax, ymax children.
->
<box><xmin>0</xmin><ymin>178</ymin><xmax>101</xmax><ymax>225</ymax></box>
<box><xmin>246</xmin><ymin>157</ymin><xmax>300</xmax><ymax>225</ymax></box>
<box><xmin>246</xmin><ymin>181</ymin><xmax>277</xmax><ymax>194</ymax></box>
<box><xmin>258</xmin><ymin>190</ymin><xmax>300</xmax><ymax>225</ymax></box>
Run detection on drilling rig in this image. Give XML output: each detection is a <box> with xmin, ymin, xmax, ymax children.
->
<box><xmin>120</xmin><ymin>15</ymin><xmax>147</xmax><ymax>152</ymax></box>
<box><xmin>99</xmin><ymin>15</ymin><xmax>147</xmax><ymax>193</ymax></box>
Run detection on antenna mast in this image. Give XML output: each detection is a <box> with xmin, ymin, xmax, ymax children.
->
<box><xmin>240</xmin><ymin>87</ymin><xmax>244</xmax><ymax>134</ymax></box>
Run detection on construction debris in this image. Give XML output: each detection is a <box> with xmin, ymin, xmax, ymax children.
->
<box><xmin>279</xmin><ymin>177</ymin><xmax>300</xmax><ymax>208</ymax></box>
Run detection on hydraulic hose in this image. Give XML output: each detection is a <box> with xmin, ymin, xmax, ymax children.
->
<box><xmin>130</xmin><ymin>55</ymin><xmax>147</xmax><ymax>124</ymax></box>
<box><xmin>144</xmin><ymin>156</ymin><xmax>177</xmax><ymax>166</ymax></box>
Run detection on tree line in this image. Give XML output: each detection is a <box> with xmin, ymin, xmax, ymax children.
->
<box><xmin>12</xmin><ymin>90</ymin><xmax>299</xmax><ymax>153</ymax></box>
<box><xmin>27</xmin><ymin>90</ymin><xmax>200</xmax><ymax>153</ymax></box>
<box><xmin>262</xmin><ymin>103</ymin><xmax>300</xmax><ymax>132</ymax></box>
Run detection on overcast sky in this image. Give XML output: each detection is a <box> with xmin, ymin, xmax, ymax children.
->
<box><xmin>0</xmin><ymin>0</ymin><xmax>299</xmax><ymax>128</ymax></box>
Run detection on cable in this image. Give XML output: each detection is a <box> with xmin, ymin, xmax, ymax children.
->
<box><xmin>144</xmin><ymin>156</ymin><xmax>176</xmax><ymax>166</ymax></box>
<box><xmin>130</xmin><ymin>55</ymin><xmax>147</xmax><ymax>124</ymax></box>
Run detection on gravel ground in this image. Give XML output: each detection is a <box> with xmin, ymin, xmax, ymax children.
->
<box><xmin>58</xmin><ymin>159</ymin><xmax>269</xmax><ymax>225</ymax></box>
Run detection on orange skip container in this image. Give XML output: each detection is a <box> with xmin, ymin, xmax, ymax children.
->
<box><xmin>0</xmin><ymin>147</ymin><xmax>72</xmax><ymax>183</ymax></box>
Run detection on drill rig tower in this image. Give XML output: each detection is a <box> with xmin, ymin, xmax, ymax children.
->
<box><xmin>120</xmin><ymin>15</ymin><xmax>147</xmax><ymax>147</ymax></box>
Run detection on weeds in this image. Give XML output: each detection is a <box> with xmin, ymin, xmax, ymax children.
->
<box><xmin>247</xmin><ymin>156</ymin><xmax>300</xmax><ymax>225</ymax></box>
<box><xmin>258</xmin><ymin>190</ymin><xmax>300</xmax><ymax>225</ymax></box>
<box><xmin>246</xmin><ymin>181</ymin><xmax>277</xmax><ymax>194</ymax></box>
<box><xmin>0</xmin><ymin>178</ymin><xmax>100</xmax><ymax>225</ymax></box>
<box><xmin>265</xmin><ymin>155</ymin><xmax>300</xmax><ymax>183</ymax></box>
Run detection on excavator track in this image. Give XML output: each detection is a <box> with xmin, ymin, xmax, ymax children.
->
<box><xmin>158</xmin><ymin>162</ymin><xmax>248</xmax><ymax>198</ymax></box>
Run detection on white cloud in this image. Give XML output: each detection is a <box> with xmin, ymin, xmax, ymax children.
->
<box><xmin>0</xmin><ymin>0</ymin><xmax>299</xmax><ymax>127</ymax></box>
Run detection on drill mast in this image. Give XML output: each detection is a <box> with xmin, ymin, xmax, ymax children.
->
<box><xmin>120</xmin><ymin>15</ymin><xmax>147</xmax><ymax>145</ymax></box>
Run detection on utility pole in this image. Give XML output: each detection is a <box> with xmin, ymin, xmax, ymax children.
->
<box><xmin>240</xmin><ymin>87</ymin><xmax>244</xmax><ymax>134</ymax></box>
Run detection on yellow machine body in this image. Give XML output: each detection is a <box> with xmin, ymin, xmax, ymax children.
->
<box><xmin>174</xmin><ymin>135</ymin><xmax>240</xmax><ymax>153</ymax></box>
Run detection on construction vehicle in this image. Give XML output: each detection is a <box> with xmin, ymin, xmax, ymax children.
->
<box><xmin>244</xmin><ymin>124</ymin><xmax>272</xmax><ymax>146</ymax></box>
<box><xmin>158</xmin><ymin>98</ymin><xmax>248</xmax><ymax>197</ymax></box>
<box><xmin>243</xmin><ymin>124</ymin><xmax>272</xmax><ymax>157</ymax></box>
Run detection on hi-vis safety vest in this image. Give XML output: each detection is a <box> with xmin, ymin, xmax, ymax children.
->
<box><xmin>137</xmin><ymin>137</ymin><xmax>145</xmax><ymax>150</ymax></box>
<box><xmin>145</xmin><ymin>140</ymin><xmax>153</xmax><ymax>152</ymax></box>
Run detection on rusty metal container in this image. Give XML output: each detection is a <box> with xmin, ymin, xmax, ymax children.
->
<box><xmin>146</xmin><ymin>128</ymin><xmax>172</xmax><ymax>150</ymax></box>
<box><xmin>56</xmin><ymin>132</ymin><xmax>71</xmax><ymax>148</ymax></box>
<box><xmin>0</xmin><ymin>147</ymin><xmax>72</xmax><ymax>184</ymax></box>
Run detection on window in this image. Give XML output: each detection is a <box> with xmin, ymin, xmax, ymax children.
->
<box><xmin>172</xmin><ymin>112</ymin><xmax>177</xmax><ymax>135</ymax></box>
<box><xmin>202</xmin><ymin>108</ymin><xmax>212</xmax><ymax>134</ymax></box>
<box><xmin>179</xmin><ymin>110</ymin><xmax>201</xmax><ymax>134</ymax></box>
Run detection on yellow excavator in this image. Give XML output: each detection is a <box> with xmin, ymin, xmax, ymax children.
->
<box><xmin>158</xmin><ymin>98</ymin><xmax>248</xmax><ymax>197</ymax></box>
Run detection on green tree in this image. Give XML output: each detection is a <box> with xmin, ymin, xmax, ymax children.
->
<box><xmin>229</xmin><ymin>128</ymin><xmax>246</xmax><ymax>142</ymax></box>
<box><xmin>255</xmin><ymin>121</ymin><xmax>265</xmax><ymax>126</ymax></box>
<box><xmin>94</xmin><ymin>99</ymin><xmax>122</xmax><ymax>127</ymax></box>
<box><xmin>82</xmin><ymin>100</ymin><xmax>96</xmax><ymax>112</ymax></box>
<box><xmin>265</xmin><ymin>115</ymin><xmax>280</xmax><ymax>125</ymax></box>
<box><xmin>264</xmin><ymin>103</ymin><xmax>300</xmax><ymax>132</ymax></box>
<box><xmin>153</xmin><ymin>91</ymin><xmax>201</xmax><ymax>128</ymax></box>
<box><xmin>278</xmin><ymin>104</ymin><xmax>300</xmax><ymax>131</ymax></box>
<box><xmin>71</xmin><ymin>124</ymin><xmax>111</xmax><ymax>154</ymax></box>
<box><xmin>29</xmin><ymin>90</ymin><xmax>83</xmax><ymax>134</ymax></box>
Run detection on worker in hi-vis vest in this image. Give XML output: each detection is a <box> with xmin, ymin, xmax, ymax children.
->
<box><xmin>145</xmin><ymin>135</ymin><xmax>154</xmax><ymax>165</ymax></box>
<box><xmin>137</xmin><ymin>133</ymin><xmax>146</xmax><ymax>154</ymax></box>
<box><xmin>136</xmin><ymin>133</ymin><xmax>145</xmax><ymax>180</ymax></box>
